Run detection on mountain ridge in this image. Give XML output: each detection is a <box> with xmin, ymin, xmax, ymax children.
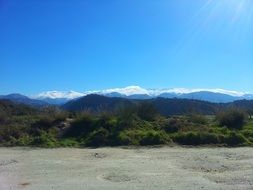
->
<box><xmin>62</xmin><ymin>94</ymin><xmax>253</xmax><ymax>116</ymax></box>
<box><xmin>1</xmin><ymin>86</ymin><xmax>252</xmax><ymax>105</ymax></box>
<box><xmin>0</xmin><ymin>93</ymin><xmax>48</xmax><ymax>106</ymax></box>
<box><xmin>32</xmin><ymin>86</ymin><xmax>253</xmax><ymax>104</ymax></box>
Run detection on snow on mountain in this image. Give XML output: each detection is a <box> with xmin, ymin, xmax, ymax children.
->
<box><xmin>148</xmin><ymin>88</ymin><xmax>246</xmax><ymax>97</ymax></box>
<box><xmin>31</xmin><ymin>86</ymin><xmax>251</xmax><ymax>101</ymax></box>
<box><xmin>100</xmin><ymin>86</ymin><xmax>149</xmax><ymax>96</ymax></box>
<box><xmin>33</xmin><ymin>91</ymin><xmax>85</xmax><ymax>100</ymax></box>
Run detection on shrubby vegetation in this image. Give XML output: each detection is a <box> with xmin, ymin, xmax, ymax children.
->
<box><xmin>0</xmin><ymin>100</ymin><xmax>253</xmax><ymax>147</ymax></box>
<box><xmin>216</xmin><ymin>108</ymin><xmax>247</xmax><ymax>129</ymax></box>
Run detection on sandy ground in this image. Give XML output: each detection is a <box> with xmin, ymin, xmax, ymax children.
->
<box><xmin>0</xmin><ymin>147</ymin><xmax>253</xmax><ymax>190</ymax></box>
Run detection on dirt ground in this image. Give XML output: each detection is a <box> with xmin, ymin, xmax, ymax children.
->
<box><xmin>0</xmin><ymin>147</ymin><xmax>253</xmax><ymax>190</ymax></box>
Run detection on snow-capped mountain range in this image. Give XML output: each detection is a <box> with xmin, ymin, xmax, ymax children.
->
<box><xmin>32</xmin><ymin>86</ymin><xmax>253</xmax><ymax>104</ymax></box>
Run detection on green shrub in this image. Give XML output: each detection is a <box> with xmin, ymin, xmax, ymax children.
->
<box><xmin>117</xmin><ymin>105</ymin><xmax>138</xmax><ymax>129</ymax></box>
<box><xmin>59</xmin><ymin>138</ymin><xmax>79</xmax><ymax>147</ymax></box>
<box><xmin>31</xmin><ymin>116</ymin><xmax>55</xmax><ymax>131</ymax></box>
<box><xmin>216</xmin><ymin>109</ymin><xmax>247</xmax><ymax>130</ymax></box>
<box><xmin>64</xmin><ymin>114</ymin><xmax>94</xmax><ymax>137</ymax></box>
<box><xmin>224</xmin><ymin>132</ymin><xmax>248</xmax><ymax>146</ymax></box>
<box><xmin>188</xmin><ymin>114</ymin><xmax>208</xmax><ymax>125</ymax></box>
<box><xmin>117</xmin><ymin>131</ymin><xmax>134</xmax><ymax>145</ymax></box>
<box><xmin>31</xmin><ymin>131</ymin><xmax>58</xmax><ymax>147</ymax></box>
<box><xmin>0</xmin><ymin>124</ymin><xmax>27</xmax><ymax>143</ymax></box>
<box><xmin>163</xmin><ymin>118</ymin><xmax>184</xmax><ymax>133</ymax></box>
<box><xmin>139</xmin><ymin>131</ymin><xmax>168</xmax><ymax>145</ymax></box>
<box><xmin>118</xmin><ymin>130</ymin><xmax>169</xmax><ymax>146</ymax></box>
<box><xmin>15</xmin><ymin>135</ymin><xmax>33</xmax><ymax>146</ymax></box>
<box><xmin>242</xmin><ymin>129</ymin><xmax>253</xmax><ymax>138</ymax></box>
<box><xmin>96</xmin><ymin>114</ymin><xmax>118</xmax><ymax>131</ymax></box>
<box><xmin>173</xmin><ymin>132</ymin><xmax>219</xmax><ymax>145</ymax></box>
<box><xmin>54</xmin><ymin>112</ymin><xmax>68</xmax><ymax>123</ymax></box>
<box><xmin>85</xmin><ymin>128</ymin><xmax>109</xmax><ymax>147</ymax></box>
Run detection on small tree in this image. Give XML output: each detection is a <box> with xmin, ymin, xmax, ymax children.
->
<box><xmin>216</xmin><ymin>108</ymin><xmax>247</xmax><ymax>130</ymax></box>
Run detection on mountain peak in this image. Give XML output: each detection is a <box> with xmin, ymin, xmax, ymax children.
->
<box><xmin>101</xmin><ymin>86</ymin><xmax>149</xmax><ymax>96</ymax></box>
<box><xmin>34</xmin><ymin>91</ymin><xmax>85</xmax><ymax>100</ymax></box>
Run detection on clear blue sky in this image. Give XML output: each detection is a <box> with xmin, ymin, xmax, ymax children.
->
<box><xmin>1</xmin><ymin>0</ymin><xmax>253</xmax><ymax>95</ymax></box>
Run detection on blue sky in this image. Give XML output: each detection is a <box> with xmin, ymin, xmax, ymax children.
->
<box><xmin>1</xmin><ymin>0</ymin><xmax>253</xmax><ymax>95</ymax></box>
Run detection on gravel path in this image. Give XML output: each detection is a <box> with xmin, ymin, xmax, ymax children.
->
<box><xmin>0</xmin><ymin>147</ymin><xmax>253</xmax><ymax>190</ymax></box>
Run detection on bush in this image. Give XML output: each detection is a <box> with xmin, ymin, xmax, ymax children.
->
<box><xmin>0</xmin><ymin>124</ymin><xmax>27</xmax><ymax>143</ymax></box>
<box><xmin>59</xmin><ymin>138</ymin><xmax>79</xmax><ymax>147</ymax></box>
<box><xmin>117</xmin><ymin>130</ymin><xmax>137</xmax><ymax>145</ymax></box>
<box><xmin>31</xmin><ymin>116</ymin><xmax>55</xmax><ymax>131</ymax></box>
<box><xmin>85</xmin><ymin>128</ymin><xmax>109</xmax><ymax>147</ymax></box>
<box><xmin>117</xmin><ymin>105</ymin><xmax>138</xmax><ymax>129</ymax></box>
<box><xmin>216</xmin><ymin>109</ymin><xmax>247</xmax><ymax>130</ymax></box>
<box><xmin>224</xmin><ymin>132</ymin><xmax>247</xmax><ymax>146</ymax></box>
<box><xmin>96</xmin><ymin>114</ymin><xmax>118</xmax><ymax>131</ymax></box>
<box><xmin>54</xmin><ymin>112</ymin><xmax>68</xmax><ymax>123</ymax></box>
<box><xmin>118</xmin><ymin>130</ymin><xmax>169</xmax><ymax>146</ymax></box>
<box><xmin>64</xmin><ymin>114</ymin><xmax>94</xmax><ymax>137</ymax></box>
<box><xmin>163</xmin><ymin>118</ymin><xmax>184</xmax><ymax>133</ymax></box>
<box><xmin>139</xmin><ymin>131</ymin><xmax>168</xmax><ymax>145</ymax></box>
<box><xmin>173</xmin><ymin>132</ymin><xmax>219</xmax><ymax>145</ymax></box>
<box><xmin>242</xmin><ymin>129</ymin><xmax>253</xmax><ymax>139</ymax></box>
<box><xmin>188</xmin><ymin>114</ymin><xmax>208</xmax><ymax>125</ymax></box>
<box><xmin>31</xmin><ymin>131</ymin><xmax>58</xmax><ymax>147</ymax></box>
<box><xmin>15</xmin><ymin>135</ymin><xmax>33</xmax><ymax>146</ymax></box>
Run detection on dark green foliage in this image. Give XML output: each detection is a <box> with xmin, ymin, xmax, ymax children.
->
<box><xmin>217</xmin><ymin>109</ymin><xmax>247</xmax><ymax>129</ymax></box>
<box><xmin>223</xmin><ymin>132</ymin><xmax>247</xmax><ymax>146</ymax></box>
<box><xmin>31</xmin><ymin>131</ymin><xmax>58</xmax><ymax>147</ymax></box>
<box><xmin>116</xmin><ymin>105</ymin><xmax>138</xmax><ymax>130</ymax></box>
<box><xmin>139</xmin><ymin>131</ymin><xmax>168</xmax><ymax>145</ymax></box>
<box><xmin>0</xmin><ymin>124</ymin><xmax>27</xmax><ymax>143</ymax></box>
<box><xmin>117</xmin><ymin>129</ymin><xmax>169</xmax><ymax>146</ymax></box>
<box><xmin>1</xmin><ymin>98</ymin><xmax>253</xmax><ymax>147</ymax></box>
<box><xmin>136</xmin><ymin>102</ymin><xmax>158</xmax><ymax>121</ymax></box>
<box><xmin>162</xmin><ymin>118</ymin><xmax>184</xmax><ymax>133</ymax></box>
<box><xmin>59</xmin><ymin>138</ymin><xmax>79</xmax><ymax>147</ymax></box>
<box><xmin>96</xmin><ymin>113</ymin><xmax>117</xmax><ymax>131</ymax></box>
<box><xmin>242</xmin><ymin>129</ymin><xmax>253</xmax><ymax>142</ymax></box>
<box><xmin>0</xmin><ymin>113</ymin><xmax>7</xmax><ymax>125</ymax></box>
<box><xmin>188</xmin><ymin>114</ymin><xmax>208</xmax><ymax>125</ymax></box>
<box><xmin>173</xmin><ymin>132</ymin><xmax>219</xmax><ymax>145</ymax></box>
<box><xmin>0</xmin><ymin>100</ymin><xmax>37</xmax><ymax>116</ymax></box>
<box><xmin>31</xmin><ymin>116</ymin><xmax>55</xmax><ymax>131</ymax></box>
<box><xmin>63</xmin><ymin>113</ymin><xmax>94</xmax><ymax>137</ymax></box>
<box><xmin>86</xmin><ymin>128</ymin><xmax>110</xmax><ymax>147</ymax></box>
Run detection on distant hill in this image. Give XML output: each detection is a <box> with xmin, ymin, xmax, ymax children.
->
<box><xmin>62</xmin><ymin>94</ymin><xmax>134</xmax><ymax>112</ymax></box>
<box><xmin>0</xmin><ymin>99</ymin><xmax>37</xmax><ymax>116</ymax></box>
<box><xmin>228</xmin><ymin>100</ymin><xmax>253</xmax><ymax>111</ymax></box>
<box><xmin>149</xmin><ymin>98</ymin><xmax>219</xmax><ymax>115</ymax></box>
<box><xmin>62</xmin><ymin>94</ymin><xmax>253</xmax><ymax>116</ymax></box>
<box><xmin>40</xmin><ymin>98</ymin><xmax>70</xmax><ymax>105</ymax></box>
<box><xmin>0</xmin><ymin>94</ymin><xmax>48</xmax><ymax>107</ymax></box>
<box><xmin>178</xmin><ymin>91</ymin><xmax>241</xmax><ymax>103</ymax></box>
